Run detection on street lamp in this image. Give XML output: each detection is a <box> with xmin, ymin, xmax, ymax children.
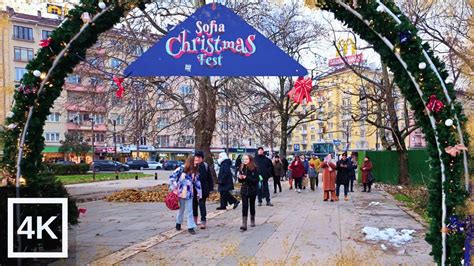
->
<box><xmin>89</xmin><ymin>114</ymin><xmax>96</xmax><ymax>180</ymax></box>
<box><xmin>109</xmin><ymin>114</ymin><xmax>118</xmax><ymax>173</ymax></box>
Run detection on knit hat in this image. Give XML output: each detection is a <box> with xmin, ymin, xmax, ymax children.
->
<box><xmin>217</xmin><ymin>152</ymin><xmax>229</xmax><ymax>164</ymax></box>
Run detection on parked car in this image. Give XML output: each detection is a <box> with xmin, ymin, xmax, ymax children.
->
<box><xmin>91</xmin><ymin>160</ymin><xmax>129</xmax><ymax>172</ymax></box>
<box><xmin>163</xmin><ymin>160</ymin><xmax>184</xmax><ymax>170</ymax></box>
<box><xmin>126</xmin><ymin>159</ymin><xmax>149</xmax><ymax>170</ymax></box>
<box><xmin>146</xmin><ymin>161</ymin><xmax>163</xmax><ymax>170</ymax></box>
<box><xmin>54</xmin><ymin>160</ymin><xmax>76</xmax><ymax>165</ymax></box>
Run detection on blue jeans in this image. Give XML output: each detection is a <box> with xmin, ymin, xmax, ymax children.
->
<box><xmin>176</xmin><ymin>198</ymin><xmax>197</xmax><ymax>229</ymax></box>
<box><xmin>258</xmin><ymin>180</ymin><xmax>270</xmax><ymax>203</ymax></box>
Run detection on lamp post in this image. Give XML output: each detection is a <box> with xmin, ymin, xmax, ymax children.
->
<box><xmin>90</xmin><ymin>114</ymin><xmax>96</xmax><ymax>180</ymax></box>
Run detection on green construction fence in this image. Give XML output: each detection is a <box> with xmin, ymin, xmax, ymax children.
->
<box><xmin>356</xmin><ymin>149</ymin><xmax>430</xmax><ymax>185</ymax></box>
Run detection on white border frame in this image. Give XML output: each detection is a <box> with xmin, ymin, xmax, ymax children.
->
<box><xmin>7</xmin><ymin>198</ymin><xmax>68</xmax><ymax>258</ymax></box>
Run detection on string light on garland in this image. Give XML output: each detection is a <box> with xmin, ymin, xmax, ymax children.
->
<box><xmin>33</xmin><ymin>70</ymin><xmax>41</xmax><ymax>77</ymax></box>
<box><xmin>98</xmin><ymin>1</ymin><xmax>106</xmax><ymax>9</ymax></box>
<box><xmin>40</xmin><ymin>72</ymin><xmax>47</xmax><ymax>80</ymax></box>
<box><xmin>445</xmin><ymin>119</ymin><xmax>454</xmax><ymax>127</ymax></box>
<box><xmin>81</xmin><ymin>12</ymin><xmax>91</xmax><ymax>23</ymax></box>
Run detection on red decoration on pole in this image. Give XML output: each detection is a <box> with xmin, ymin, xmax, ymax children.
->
<box><xmin>288</xmin><ymin>76</ymin><xmax>312</xmax><ymax>104</ymax></box>
<box><xmin>39</xmin><ymin>38</ymin><xmax>52</xmax><ymax>48</ymax></box>
<box><xmin>426</xmin><ymin>94</ymin><xmax>444</xmax><ymax>113</ymax></box>
<box><xmin>113</xmin><ymin>76</ymin><xmax>125</xmax><ymax>98</ymax></box>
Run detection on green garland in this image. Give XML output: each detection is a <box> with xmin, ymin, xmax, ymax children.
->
<box><xmin>1</xmin><ymin>0</ymin><xmax>469</xmax><ymax>263</ymax></box>
<box><xmin>315</xmin><ymin>0</ymin><xmax>469</xmax><ymax>264</ymax></box>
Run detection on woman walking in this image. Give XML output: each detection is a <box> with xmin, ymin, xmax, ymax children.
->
<box><xmin>238</xmin><ymin>154</ymin><xmax>259</xmax><ymax>231</ymax></box>
<box><xmin>361</xmin><ymin>156</ymin><xmax>373</xmax><ymax>192</ymax></box>
<box><xmin>216</xmin><ymin>152</ymin><xmax>239</xmax><ymax>210</ymax></box>
<box><xmin>272</xmin><ymin>155</ymin><xmax>283</xmax><ymax>193</ymax></box>
<box><xmin>320</xmin><ymin>154</ymin><xmax>337</xmax><ymax>202</ymax></box>
<box><xmin>169</xmin><ymin>156</ymin><xmax>202</xmax><ymax>234</ymax></box>
<box><xmin>288</xmin><ymin>155</ymin><xmax>306</xmax><ymax>193</ymax></box>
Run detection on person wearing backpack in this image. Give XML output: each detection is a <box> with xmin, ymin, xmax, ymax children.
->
<box><xmin>169</xmin><ymin>155</ymin><xmax>201</xmax><ymax>235</ymax></box>
<box><xmin>192</xmin><ymin>151</ymin><xmax>214</xmax><ymax>229</ymax></box>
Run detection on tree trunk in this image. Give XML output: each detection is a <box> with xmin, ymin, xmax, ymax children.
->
<box><xmin>279</xmin><ymin>114</ymin><xmax>289</xmax><ymax>158</ymax></box>
<box><xmin>398</xmin><ymin>149</ymin><xmax>409</xmax><ymax>185</ymax></box>
<box><xmin>194</xmin><ymin>77</ymin><xmax>217</xmax><ymax>182</ymax></box>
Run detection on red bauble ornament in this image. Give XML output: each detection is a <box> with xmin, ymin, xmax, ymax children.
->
<box><xmin>426</xmin><ymin>94</ymin><xmax>444</xmax><ymax>113</ymax></box>
<box><xmin>113</xmin><ymin>76</ymin><xmax>125</xmax><ymax>98</ymax></box>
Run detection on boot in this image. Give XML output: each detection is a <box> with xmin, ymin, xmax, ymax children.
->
<box><xmin>250</xmin><ymin>215</ymin><xmax>256</xmax><ymax>227</ymax></box>
<box><xmin>240</xmin><ymin>216</ymin><xmax>247</xmax><ymax>231</ymax></box>
<box><xmin>200</xmin><ymin>221</ymin><xmax>206</xmax><ymax>229</ymax></box>
<box><xmin>176</xmin><ymin>223</ymin><xmax>181</xmax><ymax>231</ymax></box>
<box><xmin>344</xmin><ymin>196</ymin><xmax>349</xmax><ymax>201</ymax></box>
<box><xmin>363</xmin><ymin>183</ymin><xmax>367</xmax><ymax>192</ymax></box>
<box><xmin>335</xmin><ymin>196</ymin><xmax>339</xmax><ymax>201</ymax></box>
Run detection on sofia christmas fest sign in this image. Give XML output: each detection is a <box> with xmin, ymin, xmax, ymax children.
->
<box><xmin>125</xmin><ymin>3</ymin><xmax>307</xmax><ymax>77</ymax></box>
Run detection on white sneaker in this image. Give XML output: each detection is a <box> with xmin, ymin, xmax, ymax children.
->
<box><xmin>297</xmin><ymin>189</ymin><xmax>301</xmax><ymax>193</ymax></box>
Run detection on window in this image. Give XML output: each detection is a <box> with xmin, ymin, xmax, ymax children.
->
<box><xmin>13</xmin><ymin>25</ymin><xmax>33</xmax><ymax>41</ymax></box>
<box><xmin>186</xmin><ymin>136</ymin><xmax>194</xmax><ymax>145</ymax></box>
<box><xmin>311</xmin><ymin>135</ymin><xmax>315</xmax><ymax>141</ymax></box>
<box><xmin>94</xmin><ymin>133</ymin><xmax>105</xmax><ymax>142</ymax></box>
<box><xmin>90</xmin><ymin>77</ymin><xmax>102</xmax><ymax>86</ymax></box>
<box><xmin>131</xmin><ymin>44</ymin><xmax>143</xmax><ymax>56</ymax></box>
<box><xmin>42</xmin><ymin>30</ymin><xmax>53</xmax><ymax>40</ymax></box>
<box><xmin>66</xmin><ymin>74</ymin><xmax>81</xmax><ymax>84</ymax></box>
<box><xmin>47</xmin><ymin>112</ymin><xmax>60</xmax><ymax>122</ymax></box>
<box><xmin>115</xmin><ymin>134</ymin><xmax>126</xmax><ymax>144</ymax></box>
<box><xmin>15</xmin><ymin>67</ymin><xmax>27</xmax><ymax>81</ymax></box>
<box><xmin>14</xmin><ymin>47</ymin><xmax>34</xmax><ymax>62</ymax></box>
<box><xmin>93</xmin><ymin>114</ymin><xmax>104</xmax><ymax>124</ymax></box>
<box><xmin>45</xmin><ymin>132</ymin><xmax>60</xmax><ymax>142</ymax></box>
<box><xmin>116</xmin><ymin>115</ymin><xmax>125</xmax><ymax>125</ymax></box>
<box><xmin>157</xmin><ymin>118</ymin><xmax>168</xmax><ymax>129</ymax></box>
<box><xmin>110</xmin><ymin>58</ymin><xmax>121</xmax><ymax>69</ymax></box>
<box><xmin>180</xmin><ymin>85</ymin><xmax>192</xmax><ymax>95</ymax></box>
<box><xmin>157</xmin><ymin>135</ymin><xmax>170</xmax><ymax>147</ymax></box>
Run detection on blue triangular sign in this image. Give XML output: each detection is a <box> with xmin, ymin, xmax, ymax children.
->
<box><xmin>124</xmin><ymin>4</ymin><xmax>308</xmax><ymax>77</ymax></box>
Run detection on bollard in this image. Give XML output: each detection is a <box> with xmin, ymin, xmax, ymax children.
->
<box><xmin>155</xmin><ymin>173</ymin><xmax>158</xmax><ymax>180</ymax></box>
<box><xmin>135</xmin><ymin>174</ymin><xmax>138</xmax><ymax>180</ymax></box>
<box><xmin>116</xmin><ymin>174</ymin><xmax>119</xmax><ymax>180</ymax></box>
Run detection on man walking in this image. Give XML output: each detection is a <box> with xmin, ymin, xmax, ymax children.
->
<box><xmin>255</xmin><ymin>147</ymin><xmax>274</xmax><ymax>206</ymax></box>
<box><xmin>216</xmin><ymin>152</ymin><xmax>239</xmax><ymax>210</ymax></box>
<box><xmin>193</xmin><ymin>151</ymin><xmax>214</xmax><ymax>229</ymax></box>
<box><xmin>335</xmin><ymin>152</ymin><xmax>351</xmax><ymax>201</ymax></box>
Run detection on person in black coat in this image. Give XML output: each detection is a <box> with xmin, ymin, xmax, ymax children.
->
<box><xmin>234</xmin><ymin>154</ymin><xmax>242</xmax><ymax>182</ymax></box>
<box><xmin>335</xmin><ymin>152</ymin><xmax>351</xmax><ymax>201</ymax></box>
<box><xmin>281</xmin><ymin>157</ymin><xmax>289</xmax><ymax>180</ymax></box>
<box><xmin>216</xmin><ymin>152</ymin><xmax>239</xmax><ymax>210</ymax></box>
<box><xmin>238</xmin><ymin>154</ymin><xmax>259</xmax><ymax>231</ymax></box>
<box><xmin>348</xmin><ymin>153</ymin><xmax>358</xmax><ymax>192</ymax></box>
<box><xmin>254</xmin><ymin>147</ymin><xmax>274</xmax><ymax>206</ymax></box>
<box><xmin>192</xmin><ymin>151</ymin><xmax>214</xmax><ymax>229</ymax></box>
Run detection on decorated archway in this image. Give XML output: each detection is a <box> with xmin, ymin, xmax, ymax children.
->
<box><xmin>1</xmin><ymin>0</ymin><xmax>469</xmax><ymax>264</ymax></box>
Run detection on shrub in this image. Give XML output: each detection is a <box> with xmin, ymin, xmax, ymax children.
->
<box><xmin>47</xmin><ymin>163</ymin><xmax>89</xmax><ymax>175</ymax></box>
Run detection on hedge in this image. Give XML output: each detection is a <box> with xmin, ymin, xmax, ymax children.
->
<box><xmin>47</xmin><ymin>163</ymin><xmax>90</xmax><ymax>175</ymax></box>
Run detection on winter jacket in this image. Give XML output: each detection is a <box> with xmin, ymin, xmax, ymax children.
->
<box><xmin>218</xmin><ymin>159</ymin><xmax>234</xmax><ymax>192</ymax></box>
<box><xmin>273</xmin><ymin>161</ymin><xmax>284</xmax><ymax>177</ymax></box>
<box><xmin>198</xmin><ymin>162</ymin><xmax>213</xmax><ymax>198</ymax></box>
<box><xmin>303</xmin><ymin>160</ymin><xmax>309</xmax><ymax>174</ymax></box>
<box><xmin>309</xmin><ymin>158</ymin><xmax>321</xmax><ymax>172</ymax></box>
<box><xmin>361</xmin><ymin>160</ymin><xmax>373</xmax><ymax>184</ymax></box>
<box><xmin>169</xmin><ymin>166</ymin><xmax>202</xmax><ymax>200</ymax></box>
<box><xmin>336</xmin><ymin>158</ymin><xmax>351</xmax><ymax>185</ymax></box>
<box><xmin>282</xmin><ymin>158</ymin><xmax>289</xmax><ymax>171</ymax></box>
<box><xmin>238</xmin><ymin>165</ymin><xmax>259</xmax><ymax>196</ymax></box>
<box><xmin>254</xmin><ymin>154</ymin><xmax>274</xmax><ymax>180</ymax></box>
<box><xmin>348</xmin><ymin>158</ymin><xmax>357</xmax><ymax>180</ymax></box>
<box><xmin>289</xmin><ymin>159</ymin><xmax>306</xmax><ymax>178</ymax></box>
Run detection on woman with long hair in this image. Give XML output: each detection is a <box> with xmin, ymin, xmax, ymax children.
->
<box><xmin>288</xmin><ymin>154</ymin><xmax>306</xmax><ymax>193</ymax></box>
<box><xmin>169</xmin><ymin>155</ymin><xmax>202</xmax><ymax>234</ymax></box>
<box><xmin>238</xmin><ymin>154</ymin><xmax>259</xmax><ymax>231</ymax></box>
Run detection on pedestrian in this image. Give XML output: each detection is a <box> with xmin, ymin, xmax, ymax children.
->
<box><xmin>335</xmin><ymin>152</ymin><xmax>351</xmax><ymax>201</ymax></box>
<box><xmin>169</xmin><ymin>155</ymin><xmax>201</xmax><ymax>234</ymax></box>
<box><xmin>309</xmin><ymin>154</ymin><xmax>321</xmax><ymax>189</ymax></box>
<box><xmin>234</xmin><ymin>154</ymin><xmax>242</xmax><ymax>182</ymax></box>
<box><xmin>192</xmin><ymin>151</ymin><xmax>213</xmax><ymax>229</ymax></box>
<box><xmin>238</xmin><ymin>154</ymin><xmax>259</xmax><ymax>231</ymax></box>
<box><xmin>281</xmin><ymin>156</ymin><xmax>289</xmax><ymax>181</ymax></box>
<box><xmin>348</xmin><ymin>153</ymin><xmax>358</xmax><ymax>192</ymax></box>
<box><xmin>361</xmin><ymin>156</ymin><xmax>374</xmax><ymax>192</ymax></box>
<box><xmin>321</xmin><ymin>154</ymin><xmax>337</xmax><ymax>201</ymax></box>
<box><xmin>272</xmin><ymin>155</ymin><xmax>283</xmax><ymax>193</ymax></box>
<box><xmin>288</xmin><ymin>154</ymin><xmax>306</xmax><ymax>193</ymax></box>
<box><xmin>255</xmin><ymin>147</ymin><xmax>274</xmax><ymax>206</ymax></box>
<box><xmin>300</xmin><ymin>154</ymin><xmax>309</xmax><ymax>190</ymax></box>
<box><xmin>216</xmin><ymin>152</ymin><xmax>240</xmax><ymax>210</ymax></box>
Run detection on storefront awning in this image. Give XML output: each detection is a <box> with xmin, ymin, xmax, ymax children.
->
<box><xmin>43</xmin><ymin>146</ymin><xmax>61</xmax><ymax>153</ymax></box>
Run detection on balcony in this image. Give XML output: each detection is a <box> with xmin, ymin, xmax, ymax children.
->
<box><xmin>65</xmin><ymin>103</ymin><xmax>107</xmax><ymax>113</ymax></box>
<box><xmin>67</xmin><ymin>122</ymin><xmax>107</xmax><ymax>132</ymax></box>
<box><xmin>65</xmin><ymin>83</ymin><xmax>107</xmax><ymax>93</ymax></box>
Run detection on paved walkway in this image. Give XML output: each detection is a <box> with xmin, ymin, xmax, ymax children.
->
<box><xmin>64</xmin><ymin>180</ymin><xmax>433</xmax><ymax>265</ymax></box>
